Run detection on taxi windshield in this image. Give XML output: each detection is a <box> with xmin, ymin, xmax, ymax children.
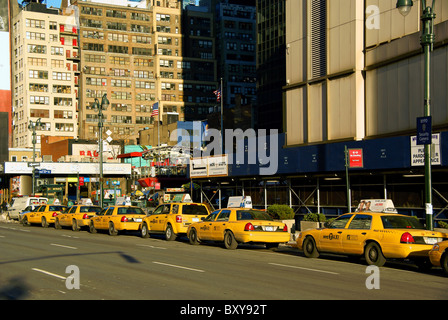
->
<box><xmin>381</xmin><ymin>215</ymin><xmax>424</xmax><ymax>229</ymax></box>
<box><xmin>236</xmin><ymin>210</ymin><xmax>273</xmax><ymax>221</ymax></box>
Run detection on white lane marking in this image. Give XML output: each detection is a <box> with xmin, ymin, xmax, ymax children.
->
<box><xmin>153</xmin><ymin>261</ymin><xmax>205</xmax><ymax>273</ymax></box>
<box><xmin>136</xmin><ymin>244</ymin><xmax>167</xmax><ymax>250</ymax></box>
<box><xmin>269</xmin><ymin>263</ymin><xmax>339</xmax><ymax>275</ymax></box>
<box><xmin>31</xmin><ymin>268</ymin><xmax>67</xmax><ymax>280</ymax></box>
<box><xmin>0</xmin><ymin>226</ymin><xmax>30</xmax><ymax>232</ymax></box>
<box><xmin>50</xmin><ymin>243</ymin><xmax>77</xmax><ymax>250</ymax></box>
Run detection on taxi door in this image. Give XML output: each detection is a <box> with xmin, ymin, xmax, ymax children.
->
<box><xmin>197</xmin><ymin>211</ymin><xmax>220</xmax><ymax>240</ymax></box>
<box><xmin>150</xmin><ymin>204</ymin><xmax>170</xmax><ymax>232</ymax></box>
<box><xmin>341</xmin><ymin>214</ymin><xmax>372</xmax><ymax>255</ymax></box>
<box><xmin>210</xmin><ymin>210</ymin><xmax>231</xmax><ymax>241</ymax></box>
<box><xmin>31</xmin><ymin>205</ymin><xmax>47</xmax><ymax>223</ymax></box>
<box><xmin>318</xmin><ymin>214</ymin><xmax>353</xmax><ymax>253</ymax></box>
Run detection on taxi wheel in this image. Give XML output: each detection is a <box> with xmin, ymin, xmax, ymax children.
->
<box><xmin>72</xmin><ymin>219</ymin><xmax>80</xmax><ymax>232</ymax></box>
<box><xmin>189</xmin><ymin>228</ymin><xmax>200</xmax><ymax>245</ymax></box>
<box><xmin>303</xmin><ymin>236</ymin><xmax>319</xmax><ymax>258</ymax></box>
<box><xmin>89</xmin><ymin>221</ymin><xmax>97</xmax><ymax>234</ymax></box>
<box><xmin>441</xmin><ymin>252</ymin><xmax>448</xmax><ymax>276</ymax></box>
<box><xmin>141</xmin><ymin>222</ymin><xmax>150</xmax><ymax>238</ymax></box>
<box><xmin>165</xmin><ymin>224</ymin><xmax>176</xmax><ymax>241</ymax></box>
<box><xmin>22</xmin><ymin>216</ymin><xmax>30</xmax><ymax>227</ymax></box>
<box><xmin>109</xmin><ymin>222</ymin><xmax>118</xmax><ymax>236</ymax></box>
<box><xmin>364</xmin><ymin>242</ymin><xmax>386</xmax><ymax>267</ymax></box>
<box><xmin>41</xmin><ymin>217</ymin><xmax>49</xmax><ymax>228</ymax></box>
<box><xmin>54</xmin><ymin>218</ymin><xmax>62</xmax><ymax>230</ymax></box>
<box><xmin>224</xmin><ymin>231</ymin><xmax>238</xmax><ymax>250</ymax></box>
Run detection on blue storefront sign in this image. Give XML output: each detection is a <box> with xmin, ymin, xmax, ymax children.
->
<box><xmin>417</xmin><ymin>116</ymin><xmax>432</xmax><ymax>145</ymax></box>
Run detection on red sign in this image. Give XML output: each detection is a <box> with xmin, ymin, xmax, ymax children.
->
<box><xmin>349</xmin><ymin>149</ymin><xmax>363</xmax><ymax>168</ymax></box>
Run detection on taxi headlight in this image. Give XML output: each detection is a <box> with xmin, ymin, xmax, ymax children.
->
<box><xmin>431</xmin><ymin>244</ymin><xmax>440</xmax><ymax>251</ymax></box>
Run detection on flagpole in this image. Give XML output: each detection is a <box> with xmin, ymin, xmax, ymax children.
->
<box><xmin>220</xmin><ymin>77</ymin><xmax>224</xmax><ymax>155</ymax></box>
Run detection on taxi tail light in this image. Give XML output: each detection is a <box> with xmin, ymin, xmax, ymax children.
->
<box><xmin>400</xmin><ymin>232</ymin><xmax>415</xmax><ymax>244</ymax></box>
<box><xmin>176</xmin><ymin>215</ymin><xmax>182</xmax><ymax>223</ymax></box>
<box><xmin>283</xmin><ymin>224</ymin><xmax>288</xmax><ymax>232</ymax></box>
<box><xmin>244</xmin><ymin>223</ymin><xmax>255</xmax><ymax>231</ymax></box>
<box><xmin>121</xmin><ymin>216</ymin><xmax>128</xmax><ymax>222</ymax></box>
<box><xmin>52</xmin><ymin>212</ymin><xmax>58</xmax><ymax>217</ymax></box>
<box><xmin>82</xmin><ymin>213</ymin><xmax>89</xmax><ymax>219</ymax></box>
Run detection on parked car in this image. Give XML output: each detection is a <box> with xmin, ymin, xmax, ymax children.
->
<box><xmin>89</xmin><ymin>206</ymin><xmax>146</xmax><ymax>236</ymax></box>
<box><xmin>7</xmin><ymin>196</ymin><xmax>48</xmax><ymax>220</ymax></box>
<box><xmin>429</xmin><ymin>240</ymin><xmax>448</xmax><ymax>275</ymax></box>
<box><xmin>297</xmin><ymin>211</ymin><xmax>448</xmax><ymax>268</ymax></box>
<box><xmin>187</xmin><ymin>208</ymin><xmax>290</xmax><ymax>250</ymax></box>
<box><xmin>21</xmin><ymin>204</ymin><xmax>67</xmax><ymax>227</ymax></box>
<box><xmin>55</xmin><ymin>204</ymin><xmax>102</xmax><ymax>231</ymax></box>
<box><xmin>140</xmin><ymin>202</ymin><xmax>210</xmax><ymax>241</ymax></box>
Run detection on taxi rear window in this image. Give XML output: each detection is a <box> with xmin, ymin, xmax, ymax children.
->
<box><xmin>117</xmin><ymin>207</ymin><xmax>146</xmax><ymax>215</ymax></box>
<box><xmin>381</xmin><ymin>216</ymin><xmax>424</xmax><ymax>229</ymax></box>
<box><xmin>236</xmin><ymin>210</ymin><xmax>273</xmax><ymax>221</ymax></box>
<box><xmin>181</xmin><ymin>205</ymin><xmax>208</xmax><ymax>215</ymax></box>
<box><xmin>49</xmin><ymin>205</ymin><xmax>65</xmax><ymax>211</ymax></box>
<box><xmin>79</xmin><ymin>206</ymin><xmax>102</xmax><ymax>213</ymax></box>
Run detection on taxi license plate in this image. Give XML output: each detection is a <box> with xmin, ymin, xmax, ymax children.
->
<box><xmin>192</xmin><ymin>218</ymin><xmax>199</xmax><ymax>222</ymax></box>
<box><xmin>134</xmin><ymin>218</ymin><xmax>142</xmax><ymax>222</ymax></box>
<box><xmin>424</xmin><ymin>237</ymin><xmax>439</xmax><ymax>245</ymax></box>
<box><xmin>265</xmin><ymin>226</ymin><xmax>274</xmax><ymax>232</ymax></box>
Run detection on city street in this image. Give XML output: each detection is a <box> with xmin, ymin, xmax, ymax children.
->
<box><xmin>0</xmin><ymin>221</ymin><xmax>447</xmax><ymax>303</ymax></box>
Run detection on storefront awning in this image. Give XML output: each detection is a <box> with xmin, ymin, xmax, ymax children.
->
<box><xmin>138</xmin><ymin>177</ymin><xmax>158</xmax><ymax>188</ymax></box>
<box><xmin>117</xmin><ymin>152</ymin><xmax>143</xmax><ymax>159</ymax></box>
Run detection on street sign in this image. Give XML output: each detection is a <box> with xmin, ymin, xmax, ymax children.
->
<box><xmin>28</xmin><ymin>162</ymin><xmax>40</xmax><ymax>167</ymax></box>
<box><xmin>348</xmin><ymin>148</ymin><xmax>364</xmax><ymax>168</ymax></box>
<box><xmin>38</xmin><ymin>169</ymin><xmax>51</xmax><ymax>174</ymax></box>
<box><xmin>417</xmin><ymin>116</ymin><xmax>432</xmax><ymax>145</ymax></box>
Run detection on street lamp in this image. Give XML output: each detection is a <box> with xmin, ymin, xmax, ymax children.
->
<box><xmin>28</xmin><ymin>118</ymin><xmax>42</xmax><ymax>195</ymax></box>
<box><xmin>92</xmin><ymin>94</ymin><xmax>109</xmax><ymax>207</ymax></box>
<box><xmin>397</xmin><ymin>0</ymin><xmax>436</xmax><ymax>230</ymax></box>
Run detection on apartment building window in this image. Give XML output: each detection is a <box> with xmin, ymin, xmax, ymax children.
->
<box><xmin>52</xmin><ymin>72</ymin><xmax>71</xmax><ymax>81</ymax></box>
<box><xmin>26</xmin><ymin>19</ymin><xmax>45</xmax><ymax>29</ymax></box>
<box><xmin>85</xmin><ymin>54</ymin><xmax>106</xmax><ymax>63</ymax></box>
<box><xmin>131</xmin><ymin>12</ymin><xmax>150</xmax><ymax>21</ymax></box>
<box><xmin>310</xmin><ymin>0</ymin><xmax>327</xmax><ymax>79</ymax></box>
<box><xmin>86</xmin><ymin>77</ymin><xmax>107</xmax><ymax>86</ymax></box>
<box><xmin>81</xmin><ymin>6</ymin><xmax>102</xmax><ymax>16</ymax></box>
<box><xmin>80</xmin><ymin>19</ymin><xmax>102</xmax><ymax>28</ymax></box>
<box><xmin>49</xmin><ymin>21</ymin><xmax>57</xmax><ymax>30</ymax></box>
<box><xmin>26</xmin><ymin>32</ymin><xmax>45</xmax><ymax>40</ymax></box>
<box><xmin>54</xmin><ymin>97</ymin><xmax>72</xmax><ymax>106</ymax></box>
<box><xmin>51</xmin><ymin>47</ymin><xmax>64</xmax><ymax>55</ymax></box>
<box><xmin>110</xmin><ymin>56</ymin><xmax>129</xmax><ymax>65</ymax></box>
<box><xmin>27</xmin><ymin>57</ymin><xmax>46</xmax><ymax>66</ymax></box>
<box><xmin>30</xmin><ymin>109</ymin><xmax>49</xmax><ymax>118</ymax></box>
<box><xmin>106</xmin><ymin>22</ymin><xmax>127</xmax><ymax>31</ymax></box>
<box><xmin>53</xmin><ymin>85</ymin><xmax>71</xmax><ymax>94</ymax></box>
<box><xmin>55</xmin><ymin>123</ymin><xmax>74</xmax><ymax>132</ymax></box>
<box><xmin>111</xmin><ymin>79</ymin><xmax>131</xmax><ymax>88</ymax></box>
<box><xmin>111</xmin><ymin>103</ymin><xmax>132</xmax><ymax>112</ymax></box>
<box><xmin>83</xmin><ymin>43</ymin><xmax>104</xmax><ymax>52</ymax></box>
<box><xmin>111</xmin><ymin>115</ymin><xmax>132</xmax><ymax>124</ymax></box>
<box><xmin>27</xmin><ymin>44</ymin><xmax>46</xmax><ymax>54</ymax></box>
<box><xmin>134</xmin><ymin>58</ymin><xmax>153</xmax><ymax>67</ymax></box>
<box><xmin>29</xmin><ymin>70</ymin><xmax>48</xmax><ymax>79</ymax></box>
<box><xmin>132</xmin><ymin>35</ymin><xmax>151</xmax><ymax>44</ymax></box>
<box><xmin>132</xmin><ymin>47</ymin><xmax>152</xmax><ymax>56</ymax></box>
<box><xmin>54</xmin><ymin>110</ymin><xmax>73</xmax><ymax>119</ymax></box>
<box><xmin>51</xmin><ymin>59</ymin><xmax>64</xmax><ymax>68</ymax></box>
<box><xmin>106</xmin><ymin>9</ymin><xmax>126</xmax><ymax>19</ymax></box>
<box><xmin>30</xmin><ymin>83</ymin><xmax>48</xmax><ymax>92</ymax></box>
<box><xmin>83</xmin><ymin>30</ymin><xmax>104</xmax><ymax>40</ymax></box>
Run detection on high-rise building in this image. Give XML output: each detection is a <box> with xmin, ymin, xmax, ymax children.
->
<box><xmin>73</xmin><ymin>0</ymin><xmax>184</xmax><ymax>144</ymax></box>
<box><xmin>11</xmin><ymin>1</ymin><xmax>79</xmax><ymax>149</ymax></box>
<box><xmin>256</xmin><ymin>0</ymin><xmax>285</xmax><ymax>132</ymax></box>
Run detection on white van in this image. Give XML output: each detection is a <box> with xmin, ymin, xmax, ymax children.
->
<box><xmin>7</xmin><ymin>196</ymin><xmax>48</xmax><ymax>220</ymax></box>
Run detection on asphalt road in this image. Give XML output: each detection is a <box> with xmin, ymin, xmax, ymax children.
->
<box><xmin>0</xmin><ymin>220</ymin><xmax>447</xmax><ymax>303</ymax></box>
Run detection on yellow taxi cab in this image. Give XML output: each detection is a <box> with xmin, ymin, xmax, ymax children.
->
<box><xmin>296</xmin><ymin>200</ymin><xmax>448</xmax><ymax>267</ymax></box>
<box><xmin>21</xmin><ymin>204</ymin><xmax>67</xmax><ymax>228</ymax></box>
<box><xmin>55</xmin><ymin>204</ymin><xmax>102</xmax><ymax>231</ymax></box>
<box><xmin>140</xmin><ymin>202</ymin><xmax>210</xmax><ymax>241</ymax></box>
<box><xmin>89</xmin><ymin>205</ymin><xmax>146</xmax><ymax>236</ymax></box>
<box><xmin>429</xmin><ymin>240</ymin><xmax>448</xmax><ymax>275</ymax></box>
<box><xmin>187</xmin><ymin>208</ymin><xmax>291</xmax><ymax>250</ymax></box>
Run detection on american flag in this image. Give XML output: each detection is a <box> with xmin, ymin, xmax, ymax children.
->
<box><xmin>151</xmin><ymin>102</ymin><xmax>159</xmax><ymax>117</ymax></box>
<box><xmin>213</xmin><ymin>88</ymin><xmax>221</xmax><ymax>102</ymax></box>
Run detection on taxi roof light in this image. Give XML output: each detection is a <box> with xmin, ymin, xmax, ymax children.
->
<box><xmin>400</xmin><ymin>232</ymin><xmax>415</xmax><ymax>244</ymax></box>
